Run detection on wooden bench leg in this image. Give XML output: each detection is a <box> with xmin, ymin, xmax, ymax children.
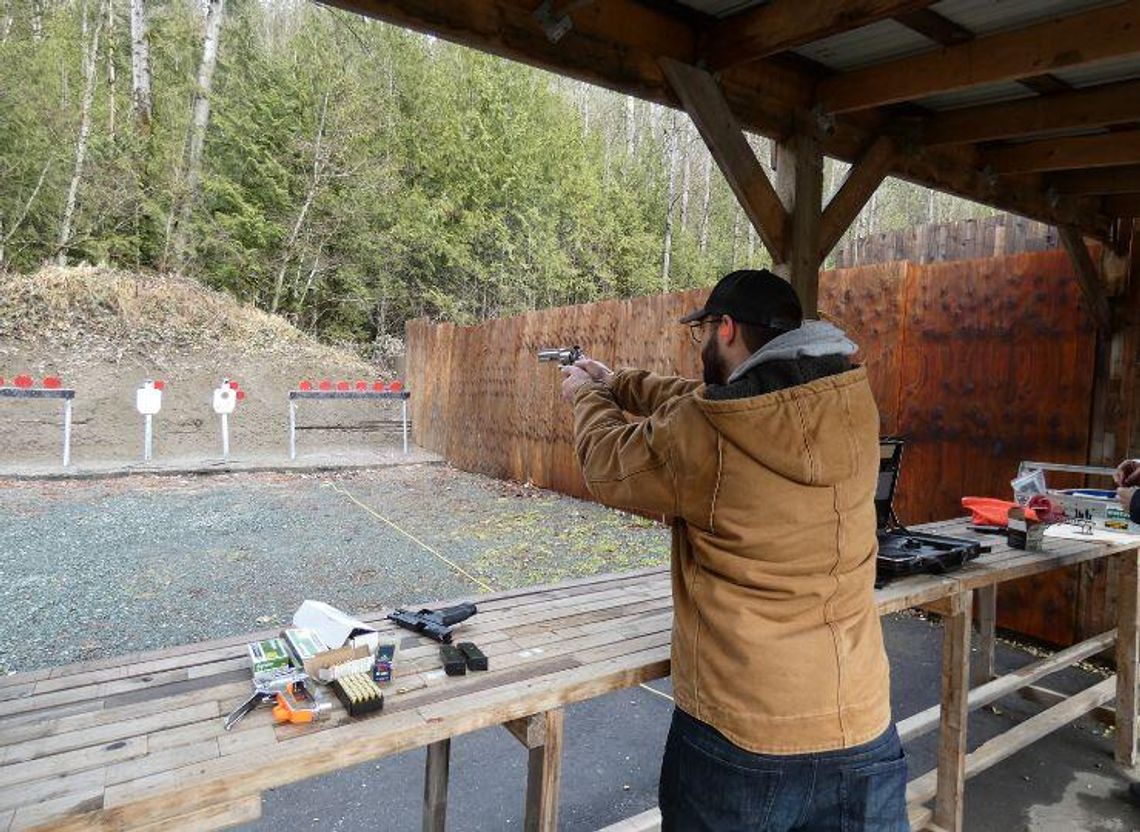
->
<box><xmin>424</xmin><ymin>739</ymin><xmax>451</xmax><ymax>832</ymax></box>
<box><xmin>1116</xmin><ymin>549</ymin><xmax>1139</xmax><ymax>768</ymax></box>
<box><xmin>524</xmin><ymin>708</ymin><xmax>565</xmax><ymax>832</ymax></box>
<box><xmin>934</xmin><ymin>590</ymin><xmax>972</xmax><ymax>832</ymax></box>
<box><xmin>972</xmin><ymin>584</ymin><xmax>997</xmax><ymax>687</ymax></box>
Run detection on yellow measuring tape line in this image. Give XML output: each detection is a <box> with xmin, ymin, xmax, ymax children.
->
<box><xmin>324</xmin><ymin>480</ymin><xmax>496</xmax><ymax>593</ymax></box>
<box><xmin>327</xmin><ymin>481</ymin><xmax>670</xmax><ymax>702</ymax></box>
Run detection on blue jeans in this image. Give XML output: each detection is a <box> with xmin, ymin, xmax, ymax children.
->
<box><xmin>659</xmin><ymin>708</ymin><xmax>909</xmax><ymax>832</ymax></box>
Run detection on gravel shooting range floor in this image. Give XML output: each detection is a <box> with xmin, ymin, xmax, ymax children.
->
<box><xmin>0</xmin><ymin>463</ymin><xmax>670</xmax><ymax>674</ymax></box>
<box><xmin>3</xmin><ymin>463</ymin><xmax>1140</xmax><ymax>831</ymax></box>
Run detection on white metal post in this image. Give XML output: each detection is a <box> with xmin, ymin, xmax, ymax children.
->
<box><xmin>144</xmin><ymin>413</ymin><xmax>153</xmax><ymax>462</ymax></box>
<box><xmin>61</xmin><ymin>399</ymin><xmax>72</xmax><ymax>467</ymax></box>
<box><xmin>402</xmin><ymin>398</ymin><xmax>408</xmax><ymax>455</ymax></box>
<box><xmin>221</xmin><ymin>412</ymin><xmax>230</xmax><ymax>460</ymax></box>
<box><xmin>289</xmin><ymin>400</ymin><xmax>297</xmax><ymax>461</ymax></box>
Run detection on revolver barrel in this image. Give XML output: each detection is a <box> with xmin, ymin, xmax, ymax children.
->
<box><xmin>537</xmin><ymin>346</ymin><xmax>583</xmax><ymax>366</ymax></box>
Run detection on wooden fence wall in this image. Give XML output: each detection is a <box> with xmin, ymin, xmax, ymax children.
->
<box><xmin>407</xmin><ymin>249</ymin><xmax>1106</xmax><ymax>645</ymax></box>
<box><xmin>831</xmin><ymin>214</ymin><xmax>1059</xmax><ymax>269</ymax></box>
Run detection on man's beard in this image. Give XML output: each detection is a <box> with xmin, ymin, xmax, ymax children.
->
<box><xmin>702</xmin><ymin>338</ymin><xmax>729</xmax><ymax>386</ymax></box>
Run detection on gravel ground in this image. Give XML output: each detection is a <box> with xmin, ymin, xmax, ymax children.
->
<box><xmin>0</xmin><ymin>464</ymin><xmax>669</xmax><ymax>674</ymax></box>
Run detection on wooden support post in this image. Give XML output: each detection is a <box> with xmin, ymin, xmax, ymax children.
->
<box><xmin>1089</xmin><ymin>222</ymin><xmax>1140</xmax><ymax>470</ymax></box>
<box><xmin>774</xmin><ymin>128</ymin><xmax>824</xmax><ymax>315</ymax></box>
<box><xmin>1117</xmin><ymin>549</ymin><xmax>1139</xmax><ymax>768</ymax></box>
<box><xmin>1059</xmin><ymin>225</ymin><xmax>1111</xmax><ymax>331</ymax></box>
<box><xmin>423</xmin><ymin>739</ymin><xmax>451</xmax><ymax>832</ymax></box>
<box><xmin>934</xmin><ymin>590</ymin><xmax>972</xmax><ymax>832</ymax></box>
<box><xmin>972</xmin><ymin>585</ymin><xmax>997</xmax><ymax>686</ymax></box>
<box><xmin>524</xmin><ymin>708</ymin><xmax>565</xmax><ymax>832</ymax></box>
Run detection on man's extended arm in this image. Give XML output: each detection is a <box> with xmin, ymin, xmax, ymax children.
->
<box><xmin>606</xmin><ymin>369</ymin><xmax>701</xmax><ymax>417</ymax></box>
<box><xmin>571</xmin><ymin>381</ymin><xmax>680</xmax><ymax>517</ymax></box>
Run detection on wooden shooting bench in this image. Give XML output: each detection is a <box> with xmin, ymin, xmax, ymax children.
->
<box><xmin>0</xmin><ymin>518</ymin><xmax>1137</xmax><ymax>832</ymax></box>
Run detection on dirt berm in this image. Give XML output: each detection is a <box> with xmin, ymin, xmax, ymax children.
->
<box><xmin>0</xmin><ymin>267</ymin><xmax>403</xmax><ymax>465</ymax></box>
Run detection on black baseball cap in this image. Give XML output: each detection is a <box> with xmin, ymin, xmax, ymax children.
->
<box><xmin>679</xmin><ymin>269</ymin><xmax>802</xmax><ymax>331</ymax></box>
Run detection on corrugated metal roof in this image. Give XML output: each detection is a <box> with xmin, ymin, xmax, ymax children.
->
<box><xmin>670</xmin><ymin>0</ymin><xmax>765</xmax><ymax>18</ymax></box>
<box><xmin>672</xmin><ymin>0</ymin><xmax>1140</xmax><ymax>102</ymax></box>
<box><xmin>791</xmin><ymin>19</ymin><xmax>932</xmax><ymax>71</ymax></box>
<box><xmin>930</xmin><ymin>0</ymin><xmax>1120</xmax><ymax>37</ymax></box>
<box><xmin>916</xmin><ymin>81</ymin><xmax>1036</xmax><ymax>112</ymax></box>
<box><xmin>1052</xmin><ymin>54</ymin><xmax>1140</xmax><ymax>88</ymax></box>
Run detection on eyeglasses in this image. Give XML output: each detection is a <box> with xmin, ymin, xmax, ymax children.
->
<box><xmin>687</xmin><ymin>316</ymin><xmax>723</xmax><ymax>344</ymax></box>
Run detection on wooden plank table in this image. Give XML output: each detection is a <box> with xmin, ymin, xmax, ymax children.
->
<box><xmin>0</xmin><ymin>519</ymin><xmax>1136</xmax><ymax>832</ymax></box>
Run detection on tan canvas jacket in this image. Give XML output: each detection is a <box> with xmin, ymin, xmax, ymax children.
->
<box><xmin>572</xmin><ymin>366</ymin><xmax>891</xmax><ymax>754</ymax></box>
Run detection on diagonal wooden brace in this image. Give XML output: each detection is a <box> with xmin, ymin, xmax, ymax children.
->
<box><xmin>660</xmin><ymin>57</ymin><xmax>789</xmax><ymax>263</ymax></box>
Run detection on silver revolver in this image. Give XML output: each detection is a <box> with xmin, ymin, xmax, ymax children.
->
<box><xmin>537</xmin><ymin>346</ymin><xmax>583</xmax><ymax>366</ymax></box>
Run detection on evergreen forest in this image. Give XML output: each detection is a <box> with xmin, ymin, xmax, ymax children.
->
<box><xmin>0</xmin><ymin>0</ymin><xmax>994</xmax><ymax>355</ymax></box>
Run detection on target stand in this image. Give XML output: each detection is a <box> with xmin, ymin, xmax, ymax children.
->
<box><xmin>0</xmin><ymin>377</ymin><xmax>75</xmax><ymax>467</ymax></box>
<box><xmin>288</xmin><ymin>380</ymin><xmax>410</xmax><ymax>459</ymax></box>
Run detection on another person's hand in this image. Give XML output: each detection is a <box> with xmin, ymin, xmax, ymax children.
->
<box><xmin>1119</xmin><ymin>487</ymin><xmax>1138</xmax><ymax>511</ymax></box>
<box><xmin>560</xmin><ymin>365</ymin><xmax>592</xmax><ymax>402</ymax></box>
<box><xmin>574</xmin><ymin>357</ymin><xmax>613</xmax><ymax>385</ymax></box>
<box><xmin>1115</xmin><ymin>459</ymin><xmax>1140</xmax><ymax>487</ymax></box>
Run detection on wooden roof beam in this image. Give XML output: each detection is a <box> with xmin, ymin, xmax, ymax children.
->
<box><xmin>1049</xmin><ymin>165</ymin><xmax>1140</xmax><ymax>196</ymax></box>
<box><xmin>877</xmin><ymin>148</ymin><xmax>1111</xmax><ymax>240</ymax></box>
<box><xmin>660</xmin><ymin>58</ymin><xmax>789</xmax><ymax>261</ymax></box>
<box><xmin>818</xmin><ymin>134</ymin><xmax>895</xmax><ymax>259</ymax></box>
<box><xmin>817</xmin><ymin>0</ymin><xmax>1140</xmax><ymax>114</ymax></box>
<box><xmin>923</xmin><ymin>79</ymin><xmax>1140</xmax><ymax>147</ymax></box>
<box><xmin>1104</xmin><ymin>195</ymin><xmax>1140</xmax><ymax>219</ymax></box>
<box><xmin>893</xmin><ymin>7</ymin><xmax>972</xmax><ymax>45</ymax></box>
<box><xmin>982</xmin><ymin>130</ymin><xmax>1140</xmax><ymax>175</ymax></box>
<box><xmin>703</xmin><ymin>0</ymin><xmax>936</xmax><ymax>72</ymax></box>
<box><xmin>320</xmin><ymin>0</ymin><xmax>816</xmax><ymax>137</ymax></box>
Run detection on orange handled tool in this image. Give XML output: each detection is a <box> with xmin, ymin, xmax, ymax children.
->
<box><xmin>272</xmin><ymin>683</ymin><xmax>332</xmax><ymax>725</ymax></box>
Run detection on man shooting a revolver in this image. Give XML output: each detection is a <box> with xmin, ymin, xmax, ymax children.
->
<box><xmin>560</xmin><ymin>269</ymin><xmax>905</xmax><ymax>831</ymax></box>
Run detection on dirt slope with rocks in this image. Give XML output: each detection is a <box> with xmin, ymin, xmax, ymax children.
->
<box><xmin>0</xmin><ymin>267</ymin><xmax>401</xmax><ymax>465</ymax></box>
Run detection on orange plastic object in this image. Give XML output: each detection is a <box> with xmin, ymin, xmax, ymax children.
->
<box><xmin>272</xmin><ymin>684</ymin><xmax>316</xmax><ymax>725</ymax></box>
<box><xmin>961</xmin><ymin>496</ymin><xmax>1038</xmax><ymax>526</ymax></box>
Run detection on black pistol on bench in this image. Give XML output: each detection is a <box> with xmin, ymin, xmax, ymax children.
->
<box><xmin>387</xmin><ymin>602</ymin><xmax>477</xmax><ymax>643</ymax></box>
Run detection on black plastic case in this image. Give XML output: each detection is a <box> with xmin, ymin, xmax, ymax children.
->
<box><xmin>875</xmin><ymin>439</ymin><xmax>987</xmax><ymax>580</ymax></box>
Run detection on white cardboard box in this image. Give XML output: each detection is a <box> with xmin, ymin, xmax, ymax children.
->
<box><xmin>292</xmin><ymin>600</ymin><xmax>380</xmax><ymax>652</ymax></box>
